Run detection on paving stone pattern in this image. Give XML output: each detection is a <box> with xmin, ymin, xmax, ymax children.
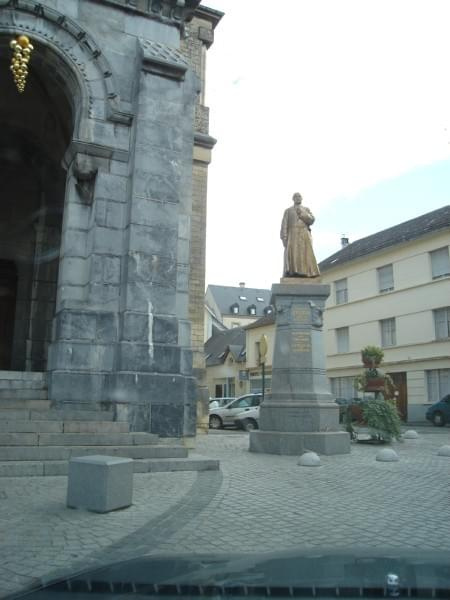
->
<box><xmin>0</xmin><ymin>429</ymin><xmax>449</xmax><ymax>597</ymax></box>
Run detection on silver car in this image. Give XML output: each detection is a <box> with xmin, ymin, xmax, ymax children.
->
<box><xmin>234</xmin><ymin>405</ymin><xmax>260</xmax><ymax>431</ymax></box>
<box><xmin>209</xmin><ymin>394</ymin><xmax>262</xmax><ymax>429</ymax></box>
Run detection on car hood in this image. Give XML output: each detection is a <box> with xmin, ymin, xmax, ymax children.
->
<box><xmin>10</xmin><ymin>548</ymin><xmax>450</xmax><ymax>599</ymax></box>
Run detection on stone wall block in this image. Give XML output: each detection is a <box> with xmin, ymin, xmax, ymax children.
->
<box><xmin>96</xmin><ymin>313</ymin><xmax>119</xmax><ymax>343</ymax></box>
<box><xmin>153</xmin><ymin>315</ymin><xmax>178</xmax><ymax>344</ymax></box>
<box><xmin>128</xmin><ymin>223</ymin><xmax>178</xmax><ymax>257</ymax></box>
<box><xmin>48</xmin><ymin>342</ymin><xmax>115</xmax><ymax>372</ymax></box>
<box><xmin>60</xmin><ymin>229</ymin><xmax>87</xmax><ymax>258</ymax></box>
<box><xmin>132</xmin><ymin>169</ymin><xmax>180</xmax><ymax>204</ymax></box>
<box><xmin>180</xmin><ymin>348</ymin><xmax>193</xmax><ymax>375</ymax></box>
<box><xmin>91</xmin><ymin>255</ymin><xmax>121</xmax><ymax>285</ymax></box>
<box><xmin>65</xmin><ymin>202</ymin><xmax>90</xmax><ymax>231</ymax></box>
<box><xmin>95</xmin><ymin>200</ymin><xmax>125</xmax><ymax>229</ymax></box>
<box><xmin>126</xmin><ymin>253</ymin><xmax>177</xmax><ymax>287</ymax></box>
<box><xmin>93</xmin><ymin>227</ymin><xmax>123</xmax><ymax>255</ymax></box>
<box><xmin>88</xmin><ymin>283</ymin><xmax>120</xmax><ymax>310</ymax></box>
<box><xmin>58</xmin><ymin>257</ymin><xmax>88</xmax><ymax>286</ymax></box>
<box><xmin>135</xmin><ymin>119</ymin><xmax>183</xmax><ymax>152</ymax></box>
<box><xmin>124</xmin><ymin>282</ymin><xmax>175</xmax><ymax>314</ymax></box>
<box><xmin>96</xmin><ymin>173</ymin><xmax>128</xmax><ymax>203</ymax></box>
<box><xmin>150</xmin><ymin>404</ymin><xmax>184</xmax><ymax>437</ymax></box>
<box><xmin>122</xmin><ymin>312</ymin><xmax>149</xmax><ymax>342</ymax></box>
<box><xmin>118</xmin><ymin>342</ymin><xmax>180</xmax><ymax>373</ymax></box>
<box><xmin>130</xmin><ymin>196</ymin><xmax>178</xmax><ymax>228</ymax></box>
<box><xmin>55</xmin><ymin>311</ymin><xmax>97</xmax><ymax>341</ymax></box>
<box><xmin>49</xmin><ymin>372</ymin><xmax>106</xmax><ymax>404</ymax></box>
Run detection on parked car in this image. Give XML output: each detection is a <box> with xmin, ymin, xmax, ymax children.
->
<box><xmin>426</xmin><ymin>394</ymin><xmax>450</xmax><ymax>426</ymax></box>
<box><xmin>234</xmin><ymin>405</ymin><xmax>260</xmax><ymax>431</ymax></box>
<box><xmin>209</xmin><ymin>397</ymin><xmax>234</xmax><ymax>409</ymax></box>
<box><xmin>209</xmin><ymin>393</ymin><xmax>262</xmax><ymax>429</ymax></box>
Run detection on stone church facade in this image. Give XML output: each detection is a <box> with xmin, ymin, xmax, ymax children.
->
<box><xmin>0</xmin><ymin>0</ymin><xmax>222</xmax><ymax>437</ymax></box>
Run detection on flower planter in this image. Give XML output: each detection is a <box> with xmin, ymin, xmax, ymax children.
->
<box><xmin>364</xmin><ymin>378</ymin><xmax>385</xmax><ymax>392</ymax></box>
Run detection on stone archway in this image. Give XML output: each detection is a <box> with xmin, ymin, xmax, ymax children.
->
<box><xmin>0</xmin><ymin>38</ymin><xmax>73</xmax><ymax>371</ymax></box>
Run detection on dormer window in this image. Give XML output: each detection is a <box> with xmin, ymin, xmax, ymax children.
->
<box><xmin>256</xmin><ymin>297</ymin><xmax>264</xmax><ymax>302</ymax></box>
<box><xmin>248</xmin><ymin>304</ymin><xmax>257</xmax><ymax>315</ymax></box>
<box><xmin>264</xmin><ymin>306</ymin><xmax>273</xmax><ymax>315</ymax></box>
<box><xmin>230</xmin><ymin>303</ymin><xmax>239</xmax><ymax>314</ymax></box>
<box><xmin>239</xmin><ymin>295</ymin><xmax>247</xmax><ymax>301</ymax></box>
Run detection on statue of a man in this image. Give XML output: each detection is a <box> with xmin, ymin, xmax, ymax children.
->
<box><xmin>280</xmin><ymin>192</ymin><xmax>320</xmax><ymax>278</ymax></box>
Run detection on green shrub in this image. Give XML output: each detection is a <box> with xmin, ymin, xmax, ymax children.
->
<box><xmin>362</xmin><ymin>397</ymin><xmax>402</xmax><ymax>442</ymax></box>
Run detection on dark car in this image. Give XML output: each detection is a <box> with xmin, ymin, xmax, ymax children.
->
<box><xmin>426</xmin><ymin>394</ymin><xmax>450</xmax><ymax>426</ymax></box>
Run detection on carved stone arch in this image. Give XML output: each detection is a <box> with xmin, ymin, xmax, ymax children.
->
<box><xmin>0</xmin><ymin>1</ymin><xmax>132</xmax><ymax>145</ymax></box>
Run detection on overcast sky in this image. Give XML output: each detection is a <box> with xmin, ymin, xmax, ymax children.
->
<box><xmin>202</xmin><ymin>0</ymin><xmax>450</xmax><ymax>289</ymax></box>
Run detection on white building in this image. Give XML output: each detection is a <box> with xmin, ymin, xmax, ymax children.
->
<box><xmin>319</xmin><ymin>205</ymin><xmax>450</xmax><ymax>422</ymax></box>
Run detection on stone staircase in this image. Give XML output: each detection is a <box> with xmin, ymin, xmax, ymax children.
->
<box><xmin>0</xmin><ymin>372</ymin><xmax>219</xmax><ymax>477</ymax></box>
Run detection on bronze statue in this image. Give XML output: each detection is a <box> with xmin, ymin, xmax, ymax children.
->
<box><xmin>280</xmin><ymin>192</ymin><xmax>320</xmax><ymax>278</ymax></box>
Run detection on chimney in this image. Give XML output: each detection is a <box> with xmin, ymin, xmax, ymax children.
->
<box><xmin>239</xmin><ymin>282</ymin><xmax>245</xmax><ymax>288</ymax></box>
<box><xmin>341</xmin><ymin>235</ymin><xmax>349</xmax><ymax>248</ymax></box>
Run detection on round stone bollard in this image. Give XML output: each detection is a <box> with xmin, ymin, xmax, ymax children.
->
<box><xmin>376</xmin><ymin>448</ymin><xmax>399</xmax><ymax>462</ymax></box>
<box><xmin>298</xmin><ymin>452</ymin><xmax>321</xmax><ymax>467</ymax></box>
<box><xmin>437</xmin><ymin>445</ymin><xmax>450</xmax><ymax>457</ymax></box>
<box><xmin>403</xmin><ymin>430</ymin><xmax>419</xmax><ymax>439</ymax></box>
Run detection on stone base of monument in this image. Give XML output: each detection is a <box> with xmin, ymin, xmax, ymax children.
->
<box><xmin>249</xmin><ymin>281</ymin><xmax>351</xmax><ymax>457</ymax></box>
<box><xmin>250</xmin><ymin>430</ymin><xmax>350</xmax><ymax>456</ymax></box>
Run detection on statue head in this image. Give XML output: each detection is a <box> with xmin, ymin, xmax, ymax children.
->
<box><xmin>292</xmin><ymin>192</ymin><xmax>302</xmax><ymax>206</ymax></box>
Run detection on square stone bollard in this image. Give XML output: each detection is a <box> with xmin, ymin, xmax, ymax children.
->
<box><xmin>67</xmin><ymin>455</ymin><xmax>133</xmax><ymax>513</ymax></box>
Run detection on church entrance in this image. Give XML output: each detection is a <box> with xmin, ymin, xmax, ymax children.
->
<box><xmin>0</xmin><ymin>36</ymin><xmax>73</xmax><ymax>372</ymax></box>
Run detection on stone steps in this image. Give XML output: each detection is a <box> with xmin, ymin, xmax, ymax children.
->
<box><xmin>0</xmin><ymin>444</ymin><xmax>188</xmax><ymax>461</ymax></box>
<box><xmin>0</xmin><ymin>408</ymin><xmax>116</xmax><ymax>421</ymax></box>
<box><xmin>0</xmin><ymin>456</ymin><xmax>220</xmax><ymax>477</ymax></box>
<box><xmin>0</xmin><ymin>432</ymin><xmax>159</xmax><ymax>446</ymax></box>
<box><xmin>0</xmin><ymin>371</ymin><xmax>220</xmax><ymax>477</ymax></box>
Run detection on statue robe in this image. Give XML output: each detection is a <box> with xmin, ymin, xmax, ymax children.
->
<box><xmin>280</xmin><ymin>206</ymin><xmax>320</xmax><ymax>277</ymax></box>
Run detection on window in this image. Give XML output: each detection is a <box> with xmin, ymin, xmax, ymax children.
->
<box><xmin>430</xmin><ymin>247</ymin><xmax>450</xmax><ymax>279</ymax></box>
<box><xmin>264</xmin><ymin>306</ymin><xmax>273</xmax><ymax>315</ymax></box>
<box><xmin>335</xmin><ymin>278</ymin><xmax>348</xmax><ymax>304</ymax></box>
<box><xmin>377</xmin><ymin>264</ymin><xmax>394</xmax><ymax>293</ymax></box>
<box><xmin>248</xmin><ymin>304</ymin><xmax>256</xmax><ymax>315</ymax></box>
<box><xmin>380</xmin><ymin>317</ymin><xmax>396</xmax><ymax>347</ymax></box>
<box><xmin>230</xmin><ymin>303</ymin><xmax>239</xmax><ymax>314</ymax></box>
<box><xmin>256</xmin><ymin>297</ymin><xmax>264</xmax><ymax>302</ymax></box>
<box><xmin>434</xmin><ymin>307</ymin><xmax>450</xmax><ymax>339</ymax></box>
<box><xmin>427</xmin><ymin>369</ymin><xmax>450</xmax><ymax>403</ymax></box>
<box><xmin>239</xmin><ymin>295</ymin><xmax>247</xmax><ymax>301</ymax></box>
<box><xmin>330</xmin><ymin>377</ymin><xmax>358</xmax><ymax>401</ymax></box>
<box><xmin>336</xmin><ymin>327</ymin><xmax>349</xmax><ymax>353</ymax></box>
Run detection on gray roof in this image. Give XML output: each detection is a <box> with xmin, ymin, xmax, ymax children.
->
<box><xmin>205</xmin><ymin>327</ymin><xmax>246</xmax><ymax>367</ymax></box>
<box><xmin>319</xmin><ymin>205</ymin><xmax>450</xmax><ymax>271</ymax></box>
<box><xmin>244</xmin><ymin>314</ymin><xmax>276</xmax><ymax>330</ymax></box>
<box><xmin>206</xmin><ymin>285</ymin><xmax>272</xmax><ymax>318</ymax></box>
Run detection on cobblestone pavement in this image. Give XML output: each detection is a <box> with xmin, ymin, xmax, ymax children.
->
<box><xmin>1</xmin><ymin>427</ymin><xmax>449</xmax><ymax>597</ymax></box>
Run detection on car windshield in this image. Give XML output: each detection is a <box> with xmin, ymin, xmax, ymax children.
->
<box><xmin>1</xmin><ymin>1</ymin><xmax>450</xmax><ymax>599</ymax></box>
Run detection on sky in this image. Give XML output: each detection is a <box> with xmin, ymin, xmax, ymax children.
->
<box><xmin>201</xmin><ymin>0</ymin><xmax>450</xmax><ymax>290</ymax></box>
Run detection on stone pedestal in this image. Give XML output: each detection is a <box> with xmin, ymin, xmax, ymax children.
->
<box><xmin>249</xmin><ymin>281</ymin><xmax>350</xmax><ymax>455</ymax></box>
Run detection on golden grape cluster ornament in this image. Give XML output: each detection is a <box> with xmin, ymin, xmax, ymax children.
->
<box><xmin>9</xmin><ymin>35</ymin><xmax>34</xmax><ymax>93</ymax></box>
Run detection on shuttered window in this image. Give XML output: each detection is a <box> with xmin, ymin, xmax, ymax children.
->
<box><xmin>377</xmin><ymin>264</ymin><xmax>394</xmax><ymax>293</ymax></box>
<box><xmin>430</xmin><ymin>247</ymin><xmax>450</xmax><ymax>279</ymax></box>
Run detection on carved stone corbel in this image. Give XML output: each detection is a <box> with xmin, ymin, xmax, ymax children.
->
<box><xmin>72</xmin><ymin>153</ymin><xmax>98</xmax><ymax>204</ymax></box>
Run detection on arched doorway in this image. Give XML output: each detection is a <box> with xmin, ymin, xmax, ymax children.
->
<box><xmin>0</xmin><ymin>35</ymin><xmax>73</xmax><ymax>371</ymax></box>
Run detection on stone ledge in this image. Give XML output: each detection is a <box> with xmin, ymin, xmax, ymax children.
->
<box><xmin>249</xmin><ymin>430</ymin><xmax>350</xmax><ymax>456</ymax></box>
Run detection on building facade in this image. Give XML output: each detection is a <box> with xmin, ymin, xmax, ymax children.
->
<box><xmin>320</xmin><ymin>206</ymin><xmax>450</xmax><ymax>422</ymax></box>
<box><xmin>205</xmin><ymin>283</ymin><xmax>272</xmax><ymax>340</ymax></box>
<box><xmin>204</xmin><ymin>207</ymin><xmax>450</xmax><ymax>422</ymax></box>
<box><xmin>0</xmin><ymin>0</ymin><xmax>221</xmax><ymax>437</ymax></box>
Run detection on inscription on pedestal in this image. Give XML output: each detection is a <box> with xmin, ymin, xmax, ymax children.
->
<box><xmin>292</xmin><ymin>306</ymin><xmax>310</xmax><ymax>323</ymax></box>
<box><xmin>292</xmin><ymin>332</ymin><xmax>311</xmax><ymax>353</ymax></box>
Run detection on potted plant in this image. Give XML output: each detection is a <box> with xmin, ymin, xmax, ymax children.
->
<box><xmin>362</xmin><ymin>397</ymin><xmax>402</xmax><ymax>443</ymax></box>
<box><xmin>361</xmin><ymin>345</ymin><xmax>384</xmax><ymax>369</ymax></box>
